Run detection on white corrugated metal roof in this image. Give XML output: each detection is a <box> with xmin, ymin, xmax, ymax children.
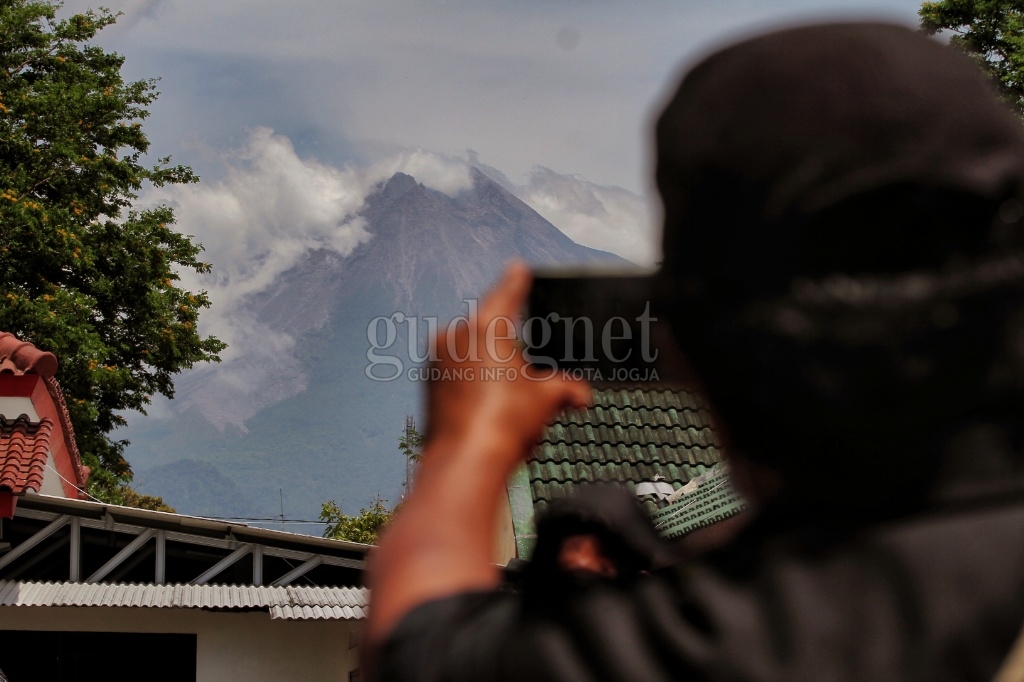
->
<box><xmin>20</xmin><ymin>493</ymin><xmax>373</xmax><ymax>555</ymax></box>
<box><xmin>0</xmin><ymin>581</ymin><xmax>368</xmax><ymax>620</ymax></box>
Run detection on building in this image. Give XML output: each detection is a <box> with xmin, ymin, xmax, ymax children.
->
<box><xmin>496</xmin><ymin>386</ymin><xmax>748</xmax><ymax>563</ymax></box>
<box><xmin>0</xmin><ymin>332</ymin><xmax>368</xmax><ymax>681</ymax></box>
<box><xmin>0</xmin><ymin>331</ymin><xmax>90</xmax><ymax>514</ymax></box>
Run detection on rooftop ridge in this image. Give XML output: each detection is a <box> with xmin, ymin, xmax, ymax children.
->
<box><xmin>0</xmin><ymin>331</ymin><xmax>58</xmax><ymax>378</ymax></box>
<box><xmin>42</xmin><ymin>375</ymin><xmax>88</xmax><ymax>490</ymax></box>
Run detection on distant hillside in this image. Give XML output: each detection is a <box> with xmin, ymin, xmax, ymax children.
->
<box><xmin>123</xmin><ymin>169</ymin><xmax>627</xmax><ymax>527</ymax></box>
<box><xmin>134</xmin><ymin>460</ymin><xmax>258</xmax><ymax>519</ymax></box>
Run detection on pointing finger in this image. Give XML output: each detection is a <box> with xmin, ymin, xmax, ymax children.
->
<box><xmin>480</xmin><ymin>261</ymin><xmax>531</xmax><ymax>322</ymax></box>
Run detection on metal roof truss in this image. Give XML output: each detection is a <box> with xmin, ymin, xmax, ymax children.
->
<box><xmin>0</xmin><ymin>507</ymin><xmax>364</xmax><ymax>587</ymax></box>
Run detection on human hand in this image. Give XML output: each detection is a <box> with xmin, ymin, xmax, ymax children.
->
<box><xmin>423</xmin><ymin>261</ymin><xmax>592</xmax><ymax>472</ymax></box>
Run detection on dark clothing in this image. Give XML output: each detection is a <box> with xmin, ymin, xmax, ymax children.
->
<box><xmin>653</xmin><ymin>23</ymin><xmax>1024</xmax><ymax>508</ymax></box>
<box><xmin>380</xmin><ymin>421</ymin><xmax>1024</xmax><ymax>681</ymax></box>
<box><xmin>378</xmin><ymin>23</ymin><xmax>1024</xmax><ymax>681</ymax></box>
<box><xmin>380</xmin><ymin>482</ymin><xmax>1024</xmax><ymax>681</ymax></box>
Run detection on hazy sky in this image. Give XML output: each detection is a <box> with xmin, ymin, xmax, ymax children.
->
<box><xmin>65</xmin><ymin>1</ymin><xmax>925</xmax><ymax>191</ymax></box>
<box><xmin>59</xmin><ymin>0</ymin><xmax>928</xmax><ymax>373</ymax></box>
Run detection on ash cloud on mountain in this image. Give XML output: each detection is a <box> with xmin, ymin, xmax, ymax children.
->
<box><xmin>143</xmin><ymin>130</ymin><xmax>480</xmax><ymax>369</ymax></box>
<box><xmin>148</xmin><ymin>132</ymin><xmax>650</xmax><ymax>344</ymax></box>
<box><xmin>518</xmin><ymin>166</ymin><xmax>655</xmax><ymax>266</ymax></box>
<box><xmin>123</xmin><ymin>150</ymin><xmax>632</xmax><ymax>522</ymax></box>
<box><xmin>144</xmin><ymin>128</ymin><xmax>373</xmax><ymax>370</ymax></box>
<box><xmin>463</xmin><ymin>150</ymin><xmax>654</xmax><ymax>265</ymax></box>
<box><xmin>136</xmin><ymin>130</ymin><xmax>650</xmax><ymax>427</ymax></box>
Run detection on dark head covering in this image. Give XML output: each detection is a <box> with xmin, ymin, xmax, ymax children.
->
<box><xmin>655</xmin><ymin>23</ymin><xmax>1024</xmax><ymax>520</ymax></box>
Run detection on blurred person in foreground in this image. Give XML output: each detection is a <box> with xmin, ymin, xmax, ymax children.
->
<box><xmin>366</xmin><ymin>22</ymin><xmax>1024</xmax><ymax>681</ymax></box>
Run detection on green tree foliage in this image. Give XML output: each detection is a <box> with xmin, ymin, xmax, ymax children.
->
<box><xmin>119</xmin><ymin>486</ymin><xmax>174</xmax><ymax>513</ymax></box>
<box><xmin>320</xmin><ymin>495</ymin><xmax>395</xmax><ymax>545</ymax></box>
<box><xmin>398</xmin><ymin>418</ymin><xmax>424</xmax><ymax>463</ymax></box>
<box><xmin>920</xmin><ymin>0</ymin><xmax>1024</xmax><ymax>115</ymax></box>
<box><xmin>0</xmin><ymin>1</ymin><xmax>225</xmax><ymax>503</ymax></box>
<box><xmin>321</xmin><ymin>421</ymin><xmax>417</xmax><ymax>544</ymax></box>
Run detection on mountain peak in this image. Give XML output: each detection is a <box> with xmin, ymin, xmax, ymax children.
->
<box><xmin>126</xmin><ymin>159</ymin><xmax>630</xmax><ymax>526</ymax></box>
<box><xmin>381</xmin><ymin>172</ymin><xmax>420</xmax><ymax>197</ymax></box>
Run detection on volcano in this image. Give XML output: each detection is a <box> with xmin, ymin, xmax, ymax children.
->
<box><xmin>125</xmin><ymin>169</ymin><xmax>626</xmax><ymax>524</ymax></box>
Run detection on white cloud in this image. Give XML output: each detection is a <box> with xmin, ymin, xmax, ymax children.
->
<box><xmin>517</xmin><ymin>167</ymin><xmax>657</xmax><ymax>267</ymax></box>
<box><xmin>367</xmin><ymin>150</ymin><xmax>474</xmax><ymax>198</ymax></box>
<box><xmin>145</xmin><ymin>127</ymin><xmax>373</xmax><ymax>363</ymax></box>
<box><xmin>138</xmin><ymin>131</ymin><xmax>495</xmax><ymax>428</ymax></box>
<box><xmin>147</xmin><ymin>130</ymin><xmax>656</xmax><ymax>366</ymax></box>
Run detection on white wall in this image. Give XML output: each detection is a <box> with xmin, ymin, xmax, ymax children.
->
<box><xmin>0</xmin><ymin>606</ymin><xmax>360</xmax><ymax>681</ymax></box>
<box><xmin>37</xmin><ymin>452</ymin><xmax>65</xmax><ymax>497</ymax></box>
<box><xmin>0</xmin><ymin>397</ymin><xmax>38</xmax><ymax>421</ymax></box>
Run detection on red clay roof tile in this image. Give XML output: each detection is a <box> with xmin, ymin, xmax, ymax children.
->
<box><xmin>0</xmin><ymin>331</ymin><xmax>88</xmax><ymax>495</ymax></box>
<box><xmin>0</xmin><ymin>332</ymin><xmax>58</xmax><ymax>378</ymax></box>
<box><xmin>0</xmin><ymin>415</ymin><xmax>54</xmax><ymax>493</ymax></box>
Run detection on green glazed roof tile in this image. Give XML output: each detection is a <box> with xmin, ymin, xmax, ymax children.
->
<box><xmin>568</xmin><ymin>443</ymin><xmax>590</xmax><ymax>464</ymax></box>
<box><xmin>524</xmin><ymin>387</ymin><xmax>727</xmax><ymax>518</ymax></box>
<box><xmin>530</xmin><ymin>480</ymin><xmax>547</xmax><ymax>500</ymax></box>
<box><xmin>664</xmin><ymin>462</ymin><xmax>682</xmax><ymax>481</ymax></box>
<box><xmin>581</xmin><ymin>424</ymin><xmax>596</xmax><ymax>442</ymax></box>
<box><xmin>558</xmin><ymin>463</ymin><xmax>574</xmax><ymax>481</ymax></box>
<box><xmin>624</xmin><ymin>443</ymin><xmax>641</xmax><ymax>463</ymax></box>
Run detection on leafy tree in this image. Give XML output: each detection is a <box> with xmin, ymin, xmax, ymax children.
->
<box><xmin>320</xmin><ymin>421</ymin><xmax>420</xmax><ymax>543</ymax></box>
<box><xmin>0</xmin><ymin>0</ymin><xmax>225</xmax><ymax>503</ymax></box>
<box><xmin>399</xmin><ymin>416</ymin><xmax>424</xmax><ymax>497</ymax></box>
<box><xmin>119</xmin><ymin>487</ymin><xmax>174</xmax><ymax>513</ymax></box>
<box><xmin>398</xmin><ymin>417</ymin><xmax>424</xmax><ymax>463</ymax></box>
<box><xmin>320</xmin><ymin>495</ymin><xmax>395</xmax><ymax>544</ymax></box>
<box><xmin>920</xmin><ymin>0</ymin><xmax>1024</xmax><ymax>115</ymax></box>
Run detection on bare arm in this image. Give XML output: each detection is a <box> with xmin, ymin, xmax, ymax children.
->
<box><xmin>365</xmin><ymin>263</ymin><xmax>590</xmax><ymax>656</ymax></box>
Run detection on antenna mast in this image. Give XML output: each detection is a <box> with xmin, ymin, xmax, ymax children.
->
<box><xmin>278</xmin><ymin>488</ymin><xmax>285</xmax><ymax>530</ymax></box>
<box><xmin>404</xmin><ymin>415</ymin><xmax>417</xmax><ymax>496</ymax></box>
